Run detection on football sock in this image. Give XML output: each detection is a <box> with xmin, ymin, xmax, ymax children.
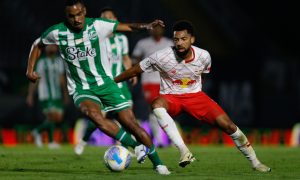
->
<box><xmin>36</xmin><ymin>120</ymin><xmax>55</xmax><ymax>142</ymax></box>
<box><xmin>148</xmin><ymin>144</ymin><xmax>163</xmax><ymax>167</ymax></box>
<box><xmin>149</xmin><ymin>113</ymin><xmax>163</xmax><ymax>145</ymax></box>
<box><xmin>82</xmin><ymin>121</ymin><xmax>96</xmax><ymax>142</ymax></box>
<box><xmin>230</xmin><ymin>127</ymin><xmax>260</xmax><ymax>167</ymax></box>
<box><xmin>153</xmin><ymin>108</ymin><xmax>189</xmax><ymax>156</ymax></box>
<box><xmin>115</xmin><ymin>127</ymin><xmax>140</xmax><ymax>149</ymax></box>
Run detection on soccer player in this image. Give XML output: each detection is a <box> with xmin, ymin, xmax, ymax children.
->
<box><xmin>25</xmin><ymin>0</ymin><xmax>169</xmax><ymax>175</ymax></box>
<box><xmin>27</xmin><ymin>44</ymin><xmax>68</xmax><ymax>149</ymax></box>
<box><xmin>115</xmin><ymin>20</ymin><xmax>271</xmax><ymax>172</ymax></box>
<box><xmin>74</xmin><ymin>7</ymin><xmax>137</xmax><ymax>156</ymax></box>
<box><xmin>132</xmin><ymin>24</ymin><xmax>173</xmax><ymax>147</ymax></box>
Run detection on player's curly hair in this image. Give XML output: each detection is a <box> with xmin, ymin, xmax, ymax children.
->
<box><xmin>65</xmin><ymin>0</ymin><xmax>85</xmax><ymax>7</ymax></box>
<box><xmin>173</xmin><ymin>20</ymin><xmax>194</xmax><ymax>36</ymax></box>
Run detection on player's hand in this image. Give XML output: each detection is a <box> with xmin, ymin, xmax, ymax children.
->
<box><xmin>129</xmin><ymin>76</ymin><xmax>138</xmax><ymax>86</ymax></box>
<box><xmin>26</xmin><ymin>71</ymin><xmax>40</xmax><ymax>83</ymax></box>
<box><xmin>146</xmin><ymin>19</ymin><xmax>165</xmax><ymax>30</ymax></box>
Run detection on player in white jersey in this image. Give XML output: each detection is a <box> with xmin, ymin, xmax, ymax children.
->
<box><xmin>132</xmin><ymin>25</ymin><xmax>173</xmax><ymax>147</ymax></box>
<box><xmin>26</xmin><ymin>45</ymin><xmax>68</xmax><ymax>149</ymax></box>
<box><xmin>25</xmin><ymin>0</ymin><xmax>169</xmax><ymax>175</ymax></box>
<box><xmin>74</xmin><ymin>7</ymin><xmax>138</xmax><ymax>156</ymax></box>
<box><xmin>115</xmin><ymin>20</ymin><xmax>271</xmax><ymax>172</ymax></box>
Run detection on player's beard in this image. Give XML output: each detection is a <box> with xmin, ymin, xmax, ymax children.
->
<box><xmin>175</xmin><ymin>48</ymin><xmax>190</xmax><ymax>58</ymax></box>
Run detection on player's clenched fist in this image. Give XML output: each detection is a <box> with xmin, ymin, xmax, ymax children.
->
<box><xmin>26</xmin><ymin>71</ymin><xmax>40</xmax><ymax>83</ymax></box>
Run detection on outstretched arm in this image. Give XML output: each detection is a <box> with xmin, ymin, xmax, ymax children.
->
<box><xmin>122</xmin><ymin>55</ymin><xmax>138</xmax><ymax>86</ymax></box>
<box><xmin>114</xmin><ymin>63</ymin><xmax>144</xmax><ymax>83</ymax></box>
<box><xmin>26</xmin><ymin>38</ymin><xmax>44</xmax><ymax>83</ymax></box>
<box><xmin>116</xmin><ymin>19</ymin><xmax>164</xmax><ymax>32</ymax></box>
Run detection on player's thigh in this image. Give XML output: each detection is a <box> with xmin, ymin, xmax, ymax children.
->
<box><xmin>154</xmin><ymin>94</ymin><xmax>182</xmax><ymax>116</ymax></box>
<box><xmin>183</xmin><ymin>92</ymin><xmax>225</xmax><ymax>124</ymax></box>
<box><xmin>97</xmin><ymin>83</ymin><xmax>131</xmax><ymax>113</ymax></box>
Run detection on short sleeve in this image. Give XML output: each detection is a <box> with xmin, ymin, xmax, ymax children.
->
<box><xmin>94</xmin><ymin>18</ymin><xmax>119</xmax><ymax>39</ymax></box>
<box><xmin>203</xmin><ymin>52</ymin><xmax>211</xmax><ymax>73</ymax></box>
<box><xmin>40</xmin><ymin>26</ymin><xmax>58</xmax><ymax>45</ymax></box>
<box><xmin>120</xmin><ymin>34</ymin><xmax>129</xmax><ymax>55</ymax></box>
<box><xmin>139</xmin><ymin>53</ymin><xmax>158</xmax><ymax>73</ymax></box>
<box><xmin>132</xmin><ymin>40</ymin><xmax>143</xmax><ymax>58</ymax></box>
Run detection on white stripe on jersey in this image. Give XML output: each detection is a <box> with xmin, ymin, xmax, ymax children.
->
<box><xmin>83</xmin><ymin>29</ymin><xmax>104</xmax><ymax>86</ymax></box>
<box><xmin>67</xmin><ymin>31</ymin><xmax>90</xmax><ymax>90</ymax></box>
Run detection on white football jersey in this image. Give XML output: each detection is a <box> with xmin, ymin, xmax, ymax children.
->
<box><xmin>139</xmin><ymin>46</ymin><xmax>211</xmax><ymax>94</ymax></box>
<box><xmin>132</xmin><ymin>37</ymin><xmax>173</xmax><ymax>84</ymax></box>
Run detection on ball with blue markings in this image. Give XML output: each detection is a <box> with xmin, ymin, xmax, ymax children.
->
<box><xmin>104</xmin><ymin>145</ymin><xmax>131</xmax><ymax>171</ymax></box>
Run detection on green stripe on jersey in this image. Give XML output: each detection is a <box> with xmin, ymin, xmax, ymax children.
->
<box><xmin>41</xmin><ymin>18</ymin><xmax>119</xmax><ymax>94</ymax></box>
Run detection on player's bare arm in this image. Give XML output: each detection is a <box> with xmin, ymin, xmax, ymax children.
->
<box><xmin>26</xmin><ymin>38</ymin><xmax>44</xmax><ymax>83</ymax></box>
<box><xmin>116</xmin><ymin>19</ymin><xmax>165</xmax><ymax>32</ymax></box>
<box><xmin>114</xmin><ymin>63</ymin><xmax>144</xmax><ymax>83</ymax></box>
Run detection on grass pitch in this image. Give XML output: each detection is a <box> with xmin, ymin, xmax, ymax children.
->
<box><xmin>0</xmin><ymin>145</ymin><xmax>299</xmax><ymax>180</ymax></box>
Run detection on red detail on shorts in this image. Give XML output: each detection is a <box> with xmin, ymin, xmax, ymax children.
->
<box><xmin>142</xmin><ymin>84</ymin><xmax>160</xmax><ymax>103</ymax></box>
<box><xmin>159</xmin><ymin>91</ymin><xmax>225</xmax><ymax>124</ymax></box>
<box><xmin>162</xmin><ymin>124</ymin><xmax>169</xmax><ymax>129</ymax></box>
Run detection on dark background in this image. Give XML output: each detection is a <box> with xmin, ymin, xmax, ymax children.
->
<box><xmin>0</xmin><ymin>0</ymin><xmax>299</xmax><ymax>128</ymax></box>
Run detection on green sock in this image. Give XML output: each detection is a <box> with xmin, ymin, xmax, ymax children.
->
<box><xmin>35</xmin><ymin>120</ymin><xmax>55</xmax><ymax>142</ymax></box>
<box><xmin>83</xmin><ymin>121</ymin><xmax>96</xmax><ymax>142</ymax></box>
<box><xmin>115</xmin><ymin>127</ymin><xmax>140</xmax><ymax>148</ymax></box>
<box><xmin>48</xmin><ymin>121</ymin><xmax>55</xmax><ymax>142</ymax></box>
<box><xmin>148</xmin><ymin>145</ymin><xmax>163</xmax><ymax>167</ymax></box>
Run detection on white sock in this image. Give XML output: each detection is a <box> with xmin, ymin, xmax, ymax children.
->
<box><xmin>230</xmin><ymin>127</ymin><xmax>260</xmax><ymax>167</ymax></box>
<box><xmin>149</xmin><ymin>113</ymin><xmax>163</xmax><ymax>145</ymax></box>
<box><xmin>153</xmin><ymin>108</ymin><xmax>189</xmax><ymax>156</ymax></box>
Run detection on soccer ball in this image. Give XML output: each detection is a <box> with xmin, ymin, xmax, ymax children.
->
<box><xmin>104</xmin><ymin>145</ymin><xmax>131</xmax><ymax>171</ymax></box>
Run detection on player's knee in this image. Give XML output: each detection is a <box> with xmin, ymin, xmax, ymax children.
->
<box><xmin>151</xmin><ymin>98</ymin><xmax>165</xmax><ymax>109</ymax></box>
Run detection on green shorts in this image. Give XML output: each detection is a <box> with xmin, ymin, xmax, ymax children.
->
<box><xmin>120</xmin><ymin>82</ymin><xmax>133</xmax><ymax>106</ymax></box>
<box><xmin>39</xmin><ymin>99</ymin><xmax>63</xmax><ymax>114</ymax></box>
<box><xmin>73</xmin><ymin>80</ymin><xmax>131</xmax><ymax>112</ymax></box>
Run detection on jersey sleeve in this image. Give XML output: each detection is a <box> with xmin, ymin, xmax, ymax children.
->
<box><xmin>40</xmin><ymin>26</ymin><xmax>58</xmax><ymax>45</ymax></box>
<box><xmin>202</xmin><ymin>52</ymin><xmax>211</xmax><ymax>73</ymax></box>
<box><xmin>94</xmin><ymin>18</ymin><xmax>119</xmax><ymax>39</ymax></box>
<box><xmin>132</xmin><ymin>40</ymin><xmax>143</xmax><ymax>58</ymax></box>
<box><xmin>139</xmin><ymin>53</ymin><xmax>158</xmax><ymax>73</ymax></box>
<box><xmin>120</xmin><ymin>34</ymin><xmax>129</xmax><ymax>55</ymax></box>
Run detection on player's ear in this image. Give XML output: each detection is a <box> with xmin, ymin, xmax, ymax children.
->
<box><xmin>191</xmin><ymin>36</ymin><xmax>195</xmax><ymax>44</ymax></box>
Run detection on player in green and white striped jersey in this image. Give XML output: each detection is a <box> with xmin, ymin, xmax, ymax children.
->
<box><xmin>26</xmin><ymin>0</ymin><xmax>169</xmax><ymax>175</ymax></box>
<box><xmin>27</xmin><ymin>45</ymin><xmax>69</xmax><ymax>149</ymax></box>
<box><xmin>74</xmin><ymin>7</ymin><xmax>138</xmax><ymax>155</ymax></box>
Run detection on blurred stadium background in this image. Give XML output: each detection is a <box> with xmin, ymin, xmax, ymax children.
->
<box><xmin>0</xmin><ymin>0</ymin><xmax>299</xmax><ymax>147</ymax></box>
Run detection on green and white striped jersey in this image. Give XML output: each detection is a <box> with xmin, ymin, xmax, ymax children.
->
<box><xmin>105</xmin><ymin>33</ymin><xmax>129</xmax><ymax>88</ymax></box>
<box><xmin>36</xmin><ymin>56</ymin><xmax>64</xmax><ymax>101</ymax></box>
<box><xmin>40</xmin><ymin>18</ymin><xmax>119</xmax><ymax>95</ymax></box>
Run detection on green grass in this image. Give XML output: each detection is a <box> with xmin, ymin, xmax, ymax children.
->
<box><xmin>0</xmin><ymin>145</ymin><xmax>299</xmax><ymax>180</ymax></box>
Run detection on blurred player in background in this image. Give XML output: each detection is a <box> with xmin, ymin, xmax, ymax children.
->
<box><xmin>26</xmin><ymin>0</ymin><xmax>169</xmax><ymax>175</ymax></box>
<box><xmin>74</xmin><ymin>7</ymin><xmax>138</xmax><ymax>156</ymax></box>
<box><xmin>132</xmin><ymin>24</ymin><xmax>173</xmax><ymax>147</ymax></box>
<box><xmin>26</xmin><ymin>44</ymin><xmax>69</xmax><ymax>149</ymax></box>
<box><xmin>115</xmin><ymin>20</ymin><xmax>271</xmax><ymax>172</ymax></box>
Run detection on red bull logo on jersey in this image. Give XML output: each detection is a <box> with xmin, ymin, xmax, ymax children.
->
<box><xmin>66</xmin><ymin>46</ymin><xmax>96</xmax><ymax>61</ymax></box>
<box><xmin>172</xmin><ymin>78</ymin><xmax>196</xmax><ymax>88</ymax></box>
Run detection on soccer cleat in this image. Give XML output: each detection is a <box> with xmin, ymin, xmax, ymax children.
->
<box><xmin>179</xmin><ymin>151</ymin><xmax>196</xmax><ymax>167</ymax></box>
<box><xmin>32</xmin><ymin>130</ymin><xmax>43</xmax><ymax>148</ymax></box>
<box><xmin>48</xmin><ymin>142</ymin><xmax>61</xmax><ymax>149</ymax></box>
<box><xmin>134</xmin><ymin>144</ymin><xmax>149</xmax><ymax>163</ymax></box>
<box><xmin>253</xmin><ymin>163</ymin><xmax>271</xmax><ymax>172</ymax></box>
<box><xmin>155</xmin><ymin>165</ymin><xmax>171</xmax><ymax>175</ymax></box>
<box><xmin>74</xmin><ymin>140</ymin><xmax>87</xmax><ymax>155</ymax></box>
